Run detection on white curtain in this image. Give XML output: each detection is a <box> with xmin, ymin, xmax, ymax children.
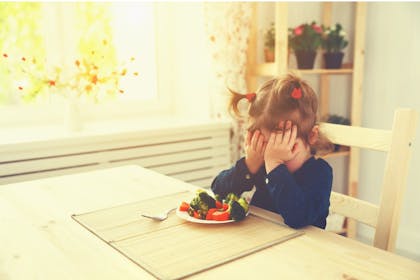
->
<box><xmin>204</xmin><ymin>2</ymin><xmax>252</xmax><ymax>162</ymax></box>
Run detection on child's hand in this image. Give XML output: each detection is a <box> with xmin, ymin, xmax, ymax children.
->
<box><xmin>245</xmin><ymin>130</ymin><xmax>266</xmax><ymax>174</ymax></box>
<box><xmin>264</xmin><ymin>120</ymin><xmax>298</xmax><ymax>173</ymax></box>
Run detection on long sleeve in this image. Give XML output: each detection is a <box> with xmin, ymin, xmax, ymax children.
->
<box><xmin>211</xmin><ymin>157</ymin><xmax>257</xmax><ymax>198</ymax></box>
<box><xmin>265</xmin><ymin>158</ymin><xmax>333</xmax><ymax>229</ymax></box>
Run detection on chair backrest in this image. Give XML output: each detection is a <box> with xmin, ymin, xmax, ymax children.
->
<box><xmin>320</xmin><ymin>108</ymin><xmax>418</xmax><ymax>251</ymax></box>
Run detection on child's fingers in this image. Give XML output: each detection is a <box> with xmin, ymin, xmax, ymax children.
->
<box><xmin>251</xmin><ymin>130</ymin><xmax>260</xmax><ymax>150</ymax></box>
<box><xmin>277</xmin><ymin>120</ymin><xmax>286</xmax><ymax>143</ymax></box>
<box><xmin>268</xmin><ymin>131</ymin><xmax>276</xmax><ymax>147</ymax></box>
<box><xmin>256</xmin><ymin>133</ymin><xmax>265</xmax><ymax>153</ymax></box>
<box><xmin>282</xmin><ymin>120</ymin><xmax>292</xmax><ymax>144</ymax></box>
<box><xmin>288</xmin><ymin>124</ymin><xmax>298</xmax><ymax>148</ymax></box>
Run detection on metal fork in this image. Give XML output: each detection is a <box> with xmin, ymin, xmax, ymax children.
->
<box><xmin>140</xmin><ymin>207</ymin><xmax>177</xmax><ymax>221</ymax></box>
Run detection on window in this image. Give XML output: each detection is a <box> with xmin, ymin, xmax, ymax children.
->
<box><xmin>0</xmin><ymin>2</ymin><xmax>171</xmax><ymax>125</ymax></box>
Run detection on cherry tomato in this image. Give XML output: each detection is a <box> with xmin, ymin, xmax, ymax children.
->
<box><xmin>179</xmin><ymin>201</ymin><xmax>190</xmax><ymax>212</ymax></box>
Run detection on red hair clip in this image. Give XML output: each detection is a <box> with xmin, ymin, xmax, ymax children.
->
<box><xmin>245</xmin><ymin>92</ymin><xmax>256</xmax><ymax>102</ymax></box>
<box><xmin>291</xmin><ymin>87</ymin><xmax>302</xmax><ymax>99</ymax></box>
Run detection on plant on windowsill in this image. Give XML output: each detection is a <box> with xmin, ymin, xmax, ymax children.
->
<box><xmin>264</xmin><ymin>22</ymin><xmax>275</xmax><ymax>62</ymax></box>
<box><xmin>3</xmin><ymin>42</ymin><xmax>138</xmax><ymax>131</ymax></box>
<box><xmin>321</xmin><ymin>23</ymin><xmax>349</xmax><ymax>69</ymax></box>
<box><xmin>288</xmin><ymin>21</ymin><xmax>322</xmax><ymax>69</ymax></box>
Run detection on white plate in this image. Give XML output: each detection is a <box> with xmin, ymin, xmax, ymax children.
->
<box><xmin>176</xmin><ymin>208</ymin><xmax>235</xmax><ymax>224</ymax></box>
<box><xmin>176</xmin><ymin>208</ymin><xmax>249</xmax><ymax>224</ymax></box>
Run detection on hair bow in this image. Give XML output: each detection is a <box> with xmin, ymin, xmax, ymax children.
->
<box><xmin>291</xmin><ymin>87</ymin><xmax>302</xmax><ymax>99</ymax></box>
<box><xmin>245</xmin><ymin>93</ymin><xmax>256</xmax><ymax>102</ymax></box>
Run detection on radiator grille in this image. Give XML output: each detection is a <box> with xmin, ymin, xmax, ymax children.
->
<box><xmin>0</xmin><ymin>123</ymin><xmax>231</xmax><ymax>187</ymax></box>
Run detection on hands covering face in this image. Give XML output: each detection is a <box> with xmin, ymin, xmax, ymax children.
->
<box><xmin>264</xmin><ymin>120</ymin><xmax>298</xmax><ymax>173</ymax></box>
<box><xmin>245</xmin><ymin>120</ymin><xmax>298</xmax><ymax>174</ymax></box>
<box><xmin>244</xmin><ymin>130</ymin><xmax>266</xmax><ymax>174</ymax></box>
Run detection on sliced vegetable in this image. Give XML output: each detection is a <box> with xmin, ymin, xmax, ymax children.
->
<box><xmin>179</xmin><ymin>201</ymin><xmax>190</xmax><ymax>212</ymax></box>
<box><xmin>212</xmin><ymin>210</ymin><xmax>230</xmax><ymax>221</ymax></box>
<box><xmin>183</xmin><ymin>190</ymin><xmax>249</xmax><ymax>222</ymax></box>
<box><xmin>187</xmin><ymin>207</ymin><xmax>195</xmax><ymax>217</ymax></box>
<box><xmin>206</xmin><ymin>208</ymin><xmax>218</xmax><ymax>220</ymax></box>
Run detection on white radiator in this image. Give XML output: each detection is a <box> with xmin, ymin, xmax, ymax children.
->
<box><xmin>0</xmin><ymin>119</ymin><xmax>232</xmax><ymax>187</ymax></box>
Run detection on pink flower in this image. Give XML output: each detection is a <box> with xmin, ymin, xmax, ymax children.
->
<box><xmin>294</xmin><ymin>26</ymin><xmax>303</xmax><ymax>36</ymax></box>
<box><xmin>312</xmin><ymin>24</ymin><xmax>322</xmax><ymax>34</ymax></box>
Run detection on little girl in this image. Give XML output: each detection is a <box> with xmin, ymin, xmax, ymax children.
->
<box><xmin>211</xmin><ymin>74</ymin><xmax>333</xmax><ymax>229</ymax></box>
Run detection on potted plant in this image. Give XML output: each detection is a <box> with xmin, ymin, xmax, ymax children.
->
<box><xmin>288</xmin><ymin>21</ymin><xmax>322</xmax><ymax>69</ymax></box>
<box><xmin>264</xmin><ymin>22</ymin><xmax>275</xmax><ymax>62</ymax></box>
<box><xmin>321</xmin><ymin>23</ymin><xmax>349</xmax><ymax>69</ymax></box>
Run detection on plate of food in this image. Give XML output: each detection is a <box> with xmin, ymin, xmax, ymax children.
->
<box><xmin>176</xmin><ymin>189</ymin><xmax>249</xmax><ymax>224</ymax></box>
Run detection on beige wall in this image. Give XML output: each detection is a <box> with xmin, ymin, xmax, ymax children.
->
<box><xmin>359</xmin><ymin>2</ymin><xmax>420</xmax><ymax>260</ymax></box>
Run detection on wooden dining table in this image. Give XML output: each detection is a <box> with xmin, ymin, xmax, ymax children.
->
<box><xmin>0</xmin><ymin>164</ymin><xmax>419</xmax><ymax>280</ymax></box>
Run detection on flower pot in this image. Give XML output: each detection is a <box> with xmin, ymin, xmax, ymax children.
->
<box><xmin>324</xmin><ymin>52</ymin><xmax>344</xmax><ymax>69</ymax></box>
<box><xmin>264</xmin><ymin>48</ymin><xmax>274</xmax><ymax>62</ymax></box>
<box><xmin>295</xmin><ymin>51</ymin><xmax>316</xmax><ymax>69</ymax></box>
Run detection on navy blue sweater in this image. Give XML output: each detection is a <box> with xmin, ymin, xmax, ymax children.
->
<box><xmin>211</xmin><ymin>156</ymin><xmax>333</xmax><ymax>229</ymax></box>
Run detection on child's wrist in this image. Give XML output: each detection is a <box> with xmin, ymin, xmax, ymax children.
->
<box><xmin>245</xmin><ymin>158</ymin><xmax>261</xmax><ymax>174</ymax></box>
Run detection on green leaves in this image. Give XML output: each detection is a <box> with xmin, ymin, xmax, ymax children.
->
<box><xmin>321</xmin><ymin>23</ymin><xmax>349</xmax><ymax>53</ymax></box>
<box><xmin>288</xmin><ymin>22</ymin><xmax>323</xmax><ymax>52</ymax></box>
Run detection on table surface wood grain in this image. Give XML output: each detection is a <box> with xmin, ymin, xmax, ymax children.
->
<box><xmin>0</xmin><ymin>165</ymin><xmax>419</xmax><ymax>280</ymax></box>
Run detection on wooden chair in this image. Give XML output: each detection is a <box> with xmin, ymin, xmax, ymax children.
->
<box><xmin>320</xmin><ymin>108</ymin><xmax>418</xmax><ymax>251</ymax></box>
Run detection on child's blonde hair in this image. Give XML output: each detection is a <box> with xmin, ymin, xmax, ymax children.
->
<box><xmin>228</xmin><ymin>73</ymin><xmax>333</xmax><ymax>155</ymax></box>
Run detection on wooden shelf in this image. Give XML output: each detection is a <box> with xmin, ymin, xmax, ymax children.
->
<box><xmin>296</xmin><ymin>68</ymin><xmax>353</xmax><ymax>75</ymax></box>
<box><xmin>255</xmin><ymin>63</ymin><xmax>353</xmax><ymax>76</ymax></box>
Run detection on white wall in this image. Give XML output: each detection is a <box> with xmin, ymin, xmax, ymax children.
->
<box><xmin>359</xmin><ymin>2</ymin><xmax>420</xmax><ymax>260</ymax></box>
<box><xmin>163</xmin><ymin>3</ymin><xmax>214</xmax><ymax>119</ymax></box>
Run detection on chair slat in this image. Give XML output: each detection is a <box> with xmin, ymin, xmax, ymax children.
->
<box><xmin>330</xmin><ymin>191</ymin><xmax>379</xmax><ymax>227</ymax></box>
<box><xmin>323</xmin><ymin>108</ymin><xmax>418</xmax><ymax>252</ymax></box>
<box><xmin>320</xmin><ymin>123</ymin><xmax>392</xmax><ymax>152</ymax></box>
<box><xmin>374</xmin><ymin>109</ymin><xmax>419</xmax><ymax>251</ymax></box>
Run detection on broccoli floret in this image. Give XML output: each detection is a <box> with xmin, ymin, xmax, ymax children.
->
<box><xmin>229</xmin><ymin>200</ymin><xmax>246</xmax><ymax>221</ymax></box>
<box><xmin>198</xmin><ymin>200</ymin><xmax>209</xmax><ymax>213</ymax></box>
<box><xmin>224</xmin><ymin>193</ymin><xmax>239</xmax><ymax>204</ymax></box>
<box><xmin>214</xmin><ymin>194</ymin><xmax>222</xmax><ymax>202</ymax></box>
<box><xmin>188</xmin><ymin>191</ymin><xmax>216</xmax><ymax>219</ymax></box>
<box><xmin>237</xmin><ymin>197</ymin><xmax>249</xmax><ymax>213</ymax></box>
<box><xmin>189</xmin><ymin>196</ymin><xmax>201</xmax><ymax>211</ymax></box>
<box><xmin>198</xmin><ymin>191</ymin><xmax>216</xmax><ymax>209</ymax></box>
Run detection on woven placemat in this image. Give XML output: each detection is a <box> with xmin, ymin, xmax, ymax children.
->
<box><xmin>72</xmin><ymin>191</ymin><xmax>303</xmax><ymax>280</ymax></box>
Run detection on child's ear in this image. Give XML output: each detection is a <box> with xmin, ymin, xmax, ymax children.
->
<box><xmin>308</xmin><ymin>125</ymin><xmax>319</xmax><ymax>145</ymax></box>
